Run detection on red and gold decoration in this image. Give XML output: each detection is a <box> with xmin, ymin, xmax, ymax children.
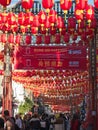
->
<box><xmin>0</xmin><ymin>0</ymin><xmax>97</xmax><ymax>115</ymax></box>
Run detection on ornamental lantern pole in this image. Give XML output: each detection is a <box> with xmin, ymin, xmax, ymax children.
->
<box><xmin>2</xmin><ymin>38</ymin><xmax>13</xmax><ymax>116</ymax></box>
<box><xmin>0</xmin><ymin>0</ymin><xmax>13</xmax><ymax>116</ymax></box>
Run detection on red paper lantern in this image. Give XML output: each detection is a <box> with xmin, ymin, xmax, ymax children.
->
<box><xmin>38</xmin><ymin>10</ymin><xmax>47</xmax><ymax>25</ymax></box>
<box><xmin>55</xmin><ymin>33</ymin><xmax>61</xmax><ymax>44</ymax></box>
<box><xmin>8</xmin><ymin>12</ymin><xmax>17</xmax><ymax>25</ymax></box>
<box><xmin>11</xmin><ymin>24</ymin><xmax>19</xmax><ymax>33</ymax></box>
<box><xmin>94</xmin><ymin>0</ymin><xmax>98</xmax><ymax>8</ymax></box>
<box><xmin>73</xmin><ymin>33</ymin><xmax>78</xmax><ymax>41</ymax></box>
<box><xmin>86</xmin><ymin>5</ymin><xmax>94</xmax><ymax>24</ymax></box>
<box><xmin>57</xmin><ymin>16</ymin><xmax>65</xmax><ymax>32</ymax></box>
<box><xmin>40</xmin><ymin>27</ymin><xmax>46</xmax><ymax>34</ymax></box>
<box><xmin>32</xmin><ymin>15</ymin><xmax>40</xmax><ymax>28</ymax></box>
<box><xmin>22</xmin><ymin>0</ymin><xmax>34</xmax><ymax>9</ymax></box>
<box><xmin>75</xmin><ymin>8</ymin><xmax>83</xmax><ymax>23</ymax></box>
<box><xmin>25</xmin><ymin>12</ymin><xmax>34</xmax><ymax>26</ymax></box>
<box><xmin>89</xmin><ymin>18</ymin><xmax>97</xmax><ymax>29</ymax></box>
<box><xmin>20</xmin><ymin>26</ymin><xmax>27</xmax><ymax>34</ymax></box>
<box><xmin>49</xmin><ymin>10</ymin><xmax>57</xmax><ymax>26</ymax></box>
<box><xmin>2</xmin><ymin>12</ymin><xmax>8</xmax><ymax>23</ymax></box>
<box><xmin>60</xmin><ymin>0</ymin><xmax>72</xmax><ymax>14</ymax></box>
<box><xmin>44</xmin><ymin>35</ymin><xmax>50</xmax><ymax>44</ymax></box>
<box><xmin>31</xmin><ymin>26</ymin><xmax>38</xmax><ymax>35</ymax></box>
<box><xmin>25</xmin><ymin>35</ymin><xmax>32</xmax><ymax>45</ymax></box>
<box><xmin>50</xmin><ymin>26</ymin><xmax>56</xmax><ymax>35</ymax></box>
<box><xmin>76</xmin><ymin>0</ymin><xmax>87</xmax><ymax>10</ymax></box>
<box><xmin>15</xmin><ymin>34</ymin><xmax>22</xmax><ymax>45</ymax></box>
<box><xmin>44</xmin><ymin>17</ymin><xmax>50</xmax><ymax>30</ymax></box>
<box><xmin>68</xmin><ymin>17</ymin><xmax>76</xmax><ymax>31</ymax></box>
<box><xmin>42</xmin><ymin>0</ymin><xmax>54</xmax><ymax>12</ymax></box>
<box><xmin>61</xmin><ymin>27</ymin><xmax>66</xmax><ymax>35</ymax></box>
<box><xmin>1</xmin><ymin>33</ymin><xmax>7</xmax><ymax>43</ymax></box>
<box><xmin>0</xmin><ymin>0</ymin><xmax>11</xmax><ymax>7</ymax></box>
<box><xmin>63</xmin><ymin>33</ymin><xmax>70</xmax><ymax>43</ymax></box>
<box><xmin>18</xmin><ymin>12</ymin><xmax>26</xmax><ymax>26</ymax></box>
<box><xmin>36</xmin><ymin>35</ymin><xmax>42</xmax><ymax>44</ymax></box>
<box><xmin>8</xmin><ymin>34</ymin><xmax>15</xmax><ymax>44</ymax></box>
<box><xmin>0</xmin><ymin>14</ymin><xmax>2</xmax><ymax>25</ymax></box>
<box><xmin>77</xmin><ymin>19</ymin><xmax>86</xmax><ymax>29</ymax></box>
<box><xmin>76</xmin><ymin>28</ymin><xmax>83</xmax><ymax>35</ymax></box>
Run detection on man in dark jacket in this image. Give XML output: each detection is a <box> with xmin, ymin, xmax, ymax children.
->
<box><xmin>29</xmin><ymin>114</ymin><xmax>41</xmax><ymax>130</ymax></box>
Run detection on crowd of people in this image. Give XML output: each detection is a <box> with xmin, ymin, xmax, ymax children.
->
<box><xmin>0</xmin><ymin>110</ymin><xmax>94</xmax><ymax>130</ymax></box>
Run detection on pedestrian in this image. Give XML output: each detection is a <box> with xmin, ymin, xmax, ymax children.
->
<box><xmin>3</xmin><ymin>110</ymin><xmax>15</xmax><ymax>130</ymax></box>
<box><xmin>0</xmin><ymin>117</ymin><xmax>4</xmax><ymax>130</ymax></box>
<box><xmin>29</xmin><ymin>113</ymin><xmax>41</xmax><ymax>130</ymax></box>
<box><xmin>15</xmin><ymin>114</ymin><xmax>23</xmax><ymax>130</ymax></box>
<box><xmin>11</xmin><ymin>117</ymin><xmax>20</xmax><ymax>130</ymax></box>
<box><xmin>70</xmin><ymin>113</ymin><xmax>81</xmax><ymax>130</ymax></box>
<box><xmin>23</xmin><ymin>113</ymin><xmax>31</xmax><ymax>130</ymax></box>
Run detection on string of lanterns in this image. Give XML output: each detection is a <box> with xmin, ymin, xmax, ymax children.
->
<box><xmin>0</xmin><ymin>0</ymin><xmax>96</xmax><ymax>112</ymax></box>
<box><xmin>0</xmin><ymin>0</ymin><xmax>97</xmax><ymax>44</ymax></box>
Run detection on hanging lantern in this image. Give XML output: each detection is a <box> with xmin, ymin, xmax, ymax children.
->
<box><xmin>50</xmin><ymin>26</ymin><xmax>56</xmax><ymax>35</ymax></box>
<box><xmin>0</xmin><ymin>0</ymin><xmax>11</xmax><ymax>7</ymax></box>
<box><xmin>42</xmin><ymin>0</ymin><xmax>54</xmax><ymax>13</ymax></box>
<box><xmin>48</xmin><ymin>10</ymin><xmax>57</xmax><ymax>27</ymax></box>
<box><xmin>20</xmin><ymin>26</ymin><xmax>27</xmax><ymax>34</ymax></box>
<box><xmin>55</xmin><ymin>33</ymin><xmax>61</xmax><ymax>44</ymax></box>
<box><xmin>8</xmin><ymin>12</ymin><xmax>17</xmax><ymax>25</ymax></box>
<box><xmin>11</xmin><ymin>24</ymin><xmax>19</xmax><ymax>34</ymax></box>
<box><xmin>25</xmin><ymin>12</ymin><xmax>34</xmax><ymax>26</ymax></box>
<box><xmin>44</xmin><ymin>17</ymin><xmax>51</xmax><ymax>32</ymax></box>
<box><xmin>88</xmin><ymin>18</ymin><xmax>97</xmax><ymax>29</ymax></box>
<box><xmin>1</xmin><ymin>33</ymin><xmax>7</xmax><ymax>43</ymax></box>
<box><xmin>38</xmin><ymin>10</ymin><xmax>47</xmax><ymax>31</ymax></box>
<box><xmin>63</xmin><ymin>32</ymin><xmax>70</xmax><ymax>44</ymax></box>
<box><xmin>57</xmin><ymin>16</ymin><xmax>65</xmax><ymax>33</ymax></box>
<box><xmin>22</xmin><ymin>0</ymin><xmax>34</xmax><ymax>10</ymax></box>
<box><xmin>68</xmin><ymin>17</ymin><xmax>76</xmax><ymax>35</ymax></box>
<box><xmin>0</xmin><ymin>14</ymin><xmax>2</xmax><ymax>25</ymax></box>
<box><xmin>8</xmin><ymin>34</ymin><xmax>15</xmax><ymax>45</ymax></box>
<box><xmin>60</xmin><ymin>0</ymin><xmax>72</xmax><ymax>14</ymax></box>
<box><xmin>86</xmin><ymin>5</ymin><xmax>94</xmax><ymax>26</ymax></box>
<box><xmin>40</xmin><ymin>27</ymin><xmax>46</xmax><ymax>34</ymax></box>
<box><xmin>18</xmin><ymin>12</ymin><xmax>26</xmax><ymax>26</ymax></box>
<box><xmin>36</xmin><ymin>35</ymin><xmax>42</xmax><ymax>44</ymax></box>
<box><xmin>76</xmin><ymin>0</ymin><xmax>88</xmax><ymax>10</ymax></box>
<box><xmin>31</xmin><ymin>26</ymin><xmax>38</xmax><ymax>35</ymax></box>
<box><xmin>77</xmin><ymin>19</ymin><xmax>86</xmax><ymax>29</ymax></box>
<box><xmin>44</xmin><ymin>35</ymin><xmax>50</xmax><ymax>44</ymax></box>
<box><xmin>15</xmin><ymin>34</ymin><xmax>22</xmax><ymax>46</ymax></box>
<box><xmin>25</xmin><ymin>35</ymin><xmax>32</xmax><ymax>45</ymax></box>
<box><xmin>75</xmin><ymin>7</ymin><xmax>83</xmax><ymax>24</ymax></box>
<box><xmin>61</xmin><ymin>27</ymin><xmax>66</xmax><ymax>35</ymax></box>
<box><xmin>32</xmin><ymin>15</ymin><xmax>40</xmax><ymax>29</ymax></box>
<box><xmin>94</xmin><ymin>0</ymin><xmax>98</xmax><ymax>8</ymax></box>
<box><xmin>2</xmin><ymin>12</ymin><xmax>8</xmax><ymax>23</ymax></box>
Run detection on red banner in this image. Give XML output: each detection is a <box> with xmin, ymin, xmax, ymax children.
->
<box><xmin>14</xmin><ymin>46</ymin><xmax>88</xmax><ymax>70</ymax></box>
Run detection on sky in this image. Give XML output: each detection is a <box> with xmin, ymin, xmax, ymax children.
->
<box><xmin>10</xmin><ymin>0</ymin><xmax>94</xmax><ymax>6</ymax></box>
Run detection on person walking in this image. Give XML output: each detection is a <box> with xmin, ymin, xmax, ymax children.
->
<box><xmin>3</xmin><ymin>110</ymin><xmax>15</xmax><ymax>130</ymax></box>
<box><xmin>0</xmin><ymin>117</ymin><xmax>4</xmax><ymax>130</ymax></box>
<box><xmin>70</xmin><ymin>113</ymin><xmax>81</xmax><ymax>130</ymax></box>
<box><xmin>29</xmin><ymin>113</ymin><xmax>41</xmax><ymax>130</ymax></box>
<box><xmin>15</xmin><ymin>114</ymin><xmax>23</xmax><ymax>130</ymax></box>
